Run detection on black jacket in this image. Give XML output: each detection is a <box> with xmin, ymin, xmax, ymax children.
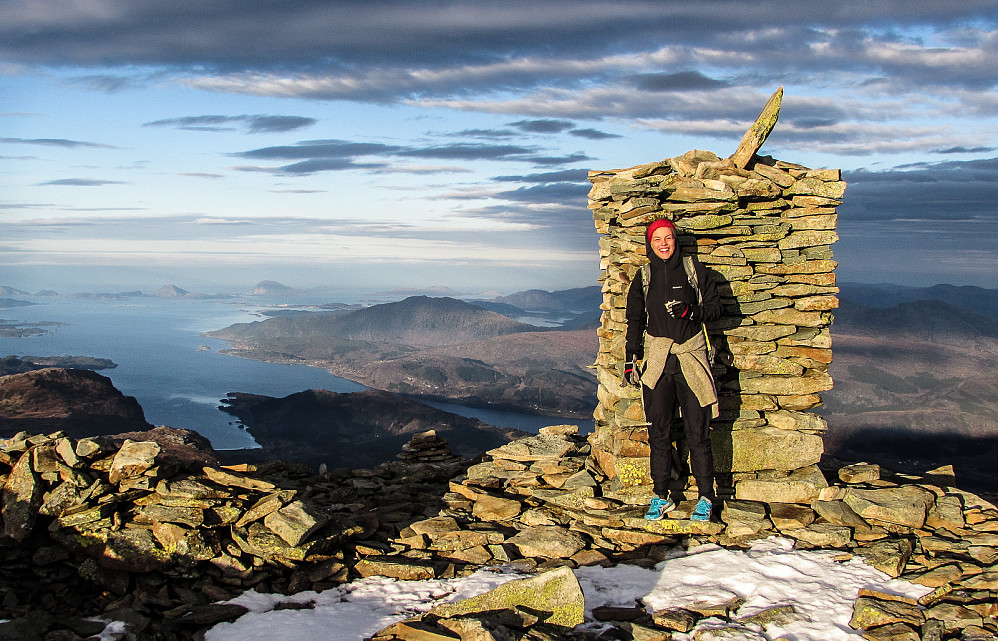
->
<box><xmin>625</xmin><ymin>246</ymin><xmax>721</xmax><ymax>367</ymax></box>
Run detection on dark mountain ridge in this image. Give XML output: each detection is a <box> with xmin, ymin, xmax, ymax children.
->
<box><xmin>0</xmin><ymin>368</ymin><xmax>152</xmax><ymax>437</ymax></box>
<box><xmin>219</xmin><ymin>388</ymin><xmax>527</xmax><ymax>468</ymax></box>
<box><xmin>839</xmin><ymin>282</ymin><xmax>998</xmax><ymax>318</ymax></box>
<box><xmin>833</xmin><ymin>298</ymin><xmax>998</xmax><ymax>351</ymax></box>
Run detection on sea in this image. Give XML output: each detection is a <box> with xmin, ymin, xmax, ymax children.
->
<box><xmin>0</xmin><ymin>294</ymin><xmax>593</xmax><ymax>450</ymax></box>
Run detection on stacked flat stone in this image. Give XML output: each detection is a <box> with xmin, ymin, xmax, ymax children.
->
<box><xmin>587</xmin><ymin>148</ymin><xmax>844</xmax><ymax>503</ymax></box>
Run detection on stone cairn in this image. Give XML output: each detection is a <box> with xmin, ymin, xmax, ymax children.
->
<box><xmin>586</xmin><ymin>88</ymin><xmax>842</xmax><ymax>506</ymax></box>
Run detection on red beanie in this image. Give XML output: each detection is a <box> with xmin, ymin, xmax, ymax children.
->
<box><xmin>646</xmin><ymin>219</ymin><xmax>677</xmax><ymax>244</ymax></box>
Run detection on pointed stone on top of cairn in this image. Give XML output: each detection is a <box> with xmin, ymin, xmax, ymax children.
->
<box><xmin>729</xmin><ymin>86</ymin><xmax>783</xmax><ymax>169</ymax></box>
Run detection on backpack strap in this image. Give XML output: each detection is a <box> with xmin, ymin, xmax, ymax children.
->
<box><xmin>683</xmin><ymin>255</ymin><xmax>701</xmax><ymax>304</ymax></box>
<box><xmin>683</xmin><ymin>256</ymin><xmax>715</xmax><ymax>366</ymax></box>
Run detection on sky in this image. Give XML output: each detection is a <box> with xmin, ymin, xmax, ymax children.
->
<box><xmin>190</xmin><ymin>537</ymin><xmax>931</xmax><ymax>641</ymax></box>
<box><xmin>2</xmin><ymin>1</ymin><xmax>997</xmax><ymax>295</ymax></box>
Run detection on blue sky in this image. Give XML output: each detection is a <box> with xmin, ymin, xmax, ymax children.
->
<box><xmin>2</xmin><ymin>1</ymin><xmax>997</xmax><ymax>295</ymax></box>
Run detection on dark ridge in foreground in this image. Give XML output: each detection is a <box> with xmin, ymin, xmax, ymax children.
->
<box><xmin>0</xmin><ymin>367</ymin><xmax>151</xmax><ymax>437</ymax></box>
<box><xmin>219</xmin><ymin>388</ymin><xmax>528</xmax><ymax>468</ymax></box>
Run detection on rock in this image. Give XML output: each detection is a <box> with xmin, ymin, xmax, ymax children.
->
<box><xmin>925</xmin><ymin>494</ymin><xmax>965</xmax><ymax>531</ymax></box>
<box><xmin>236</xmin><ymin>490</ymin><xmax>295</xmax><ymax>527</ymax></box>
<box><xmin>107</xmin><ymin>440</ymin><xmax>160</xmax><ymax>484</ymax></box>
<box><xmin>729</xmin><ymin>90</ymin><xmax>783</xmax><ymax>169</ymax></box>
<box><xmin>623</xmin><ymin>517</ymin><xmax>725</xmax><ymax>536</ymax></box>
<box><xmin>592</xmin><ymin>604</ymin><xmax>648</xmax><ymax>622</ymax></box>
<box><xmin>849</xmin><ymin>596</ymin><xmax>925</xmax><ymax>629</ymax></box>
<box><xmin>472</xmin><ymin>494</ymin><xmax>522</xmax><ymax>521</ymax></box>
<box><xmin>652</xmin><ymin>607</ymin><xmax>699</xmax><ymax>632</ymax></box>
<box><xmin>616</xmin><ymin>621</ymin><xmax>671</xmax><ymax>641</ymax></box>
<box><xmin>838</xmin><ymin>463</ymin><xmax>881</xmax><ymax>484</ymax></box>
<box><xmin>263</xmin><ymin>500</ymin><xmax>329</xmax><ymax>547</ymax></box>
<box><xmin>507</xmin><ymin>526</ymin><xmax>585</xmax><ymax>559</ymax></box>
<box><xmin>811</xmin><ymin>500</ymin><xmax>869</xmax><ymax>529</ymax></box>
<box><xmin>860</xmin><ymin>622</ymin><xmax>920</xmax><ymax>641</ymax></box>
<box><xmin>721</xmin><ymin>500</ymin><xmax>771</xmax><ymax>536</ymax></box>
<box><xmin>767</xmin><ymin>503</ymin><xmax>815</xmax><ymax>530</ymax></box>
<box><xmin>354</xmin><ymin>556</ymin><xmax>436</xmax><ymax>581</ymax></box>
<box><xmin>169</xmin><ymin>603</ymin><xmax>250</xmax><ymax>627</ymax></box>
<box><xmin>2</xmin><ymin>450</ymin><xmax>45</xmax><ymax>540</ymax></box>
<box><xmin>735</xmin><ymin>465</ymin><xmax>828</xmax><ymax>503</ymax></box>
<box><xmin>961</xmin><ymin>571</ymin><xmax>998</xmax><ymax>590</ymax></box>
<box><xmin>922</xmin><ymin>603</ymin><xmax>983</xmax><ymax>633</ymax></box>
<box><xmin>841</xmin><ymin>486</ymin><xmax>934</xmax><ymax>529</ymax></box>
<box><xmin>791</xmin><ymin>522</ymin><xmax>852</xmax><ymax>548</ymax></box>
<box><xmin>202</xmin><ymin>465</ymin><xmax>276</xmax><ymax>492</ymax></box>
<box><xmin>854</xmin><ymin>539</ymin><xmax>914</xmax><ymax>578</ymax></box>
<box><xmin>486</xmin><ymin>434</ymin><xmax>580</xmax><ymax>462</ymax></box>
<box><xmin>437</xmin><ymin>617</ymin><xmax>516</xmax><ymax>641</ymax></box>
<box><xmin>715</xmin><ymin>428</ymin><xmax>824</xmax><ymax>474</ymax></box>
<box><xmin>736</xmin><ymin>604</ymin><xmax>801</xmax><ymax>628</ymax></box>
<box><xmin>431</xmin><ymin>566</ymin><xmax>585</xmax><ymax>628</ymax></box>
<box><xmin>910</xmin><ymin>564</ymin><xmax>963</xmax><ymax>588</ymax></box>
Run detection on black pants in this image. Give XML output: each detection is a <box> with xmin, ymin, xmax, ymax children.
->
<box><xmin>643</xmin><ymin>370</ymin><xmax>715</xmax><ymax>500</ymax></box>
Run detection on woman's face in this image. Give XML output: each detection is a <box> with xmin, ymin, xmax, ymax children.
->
<box><xmin>650</xmin><ymin>227</ymin><xmax>677</xmax><ymax>260</ymax></box>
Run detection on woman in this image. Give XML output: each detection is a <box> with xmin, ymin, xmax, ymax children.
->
<box><xmin>623</xmin><ymin>219</ymin><xmax>722</xmax><ymax>521</ymax></box>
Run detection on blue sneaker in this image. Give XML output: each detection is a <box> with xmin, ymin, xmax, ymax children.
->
<box><xmin>691</xmin><ymin>497</ymin><xmax>713</xmax><ymax>522</ymax></box>
<box><xmin>644</xmin><ymin>496</ymin><xmax>676</xmax><ymax>520</ymax></box>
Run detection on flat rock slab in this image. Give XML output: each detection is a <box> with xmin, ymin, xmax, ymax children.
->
<box><xmin>430</xmin><ymin>566</ymin><xmax>585</xmax><ymax>628</ymax></box>
<box><xmin>486</xmin><ymin>434</ymin><xmax>579</xmax><ymax>462</ymax></box>
<box><xmin>623</xmin><ymin>516</ymin><xmax>725</xmax><ymax>536</ymax></box>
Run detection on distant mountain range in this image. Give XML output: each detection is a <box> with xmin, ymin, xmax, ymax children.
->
<box><xmin>839</xmin><ymin>282</ymin><xmax>998</xmax><ymax>318</ymax></box>
<box><xmin>826</xmin><ymin>283</ymin><xmax>998</xmax><ymax>489</ymax></box>
<box><xmin>492</xmin><ymin>286</ymin><xmax>602</xmax><ymax>313</ymax></box>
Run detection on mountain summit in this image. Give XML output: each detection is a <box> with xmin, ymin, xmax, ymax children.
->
<box><xmin>252</xmin><ymin>280</ymin><xmax>295</xmax><ymax>295</ymax></box>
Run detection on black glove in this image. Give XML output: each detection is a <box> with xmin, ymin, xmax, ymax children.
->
<box><xmin>623</xmin><ymin>357</ymin><xmax>641</xmax><ymax>387</ymax></box>
<box><xmin>666</xmin><ymin>300</ymin><xmax>697</xmax><ymax>321</ymax></box>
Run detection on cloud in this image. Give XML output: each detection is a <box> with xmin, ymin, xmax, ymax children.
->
<box><xmin>451</xmin><ymin>128</ymin><xmax>518</xmax><ymax>140</ymax></box>
<box><xmin>275</xmin><ymin>158</ymin><xmax>388</xmax><ymax>174</ymax></box>
<box><xmin>841</xmin><ymin>157</ymin><xmax>998</xmax><ymax>223</ymax></box>
<box><xmin>144</xmin><ymin>114</ymin><xmax>317</xmax><ymax>133</ymax></box>
<box><xmin>1</xmin><ymin>137</ymin><xmax>116</xmax><ymax>149</ymax></box>
<box><xmin>38</xmin><ymin>178</ymin><xmax>128</xmax><ymax>186</ymax></box>
<box><xmin>528</xmin><ymin>152</ymin><xmax>592</xmax><ymax>166</ymax></box>
<box><xmin>229</xmin><ymin>138</ymin><xmax>588</xmax><ymax>174</ymax></box>
<box><xmin>396</xmin><ymin>143</ymin><xmax>538</xmax><ymax>161</ymax></box>
<box><xmin>65</xmin><ymin>74</ymin><xmax>142</xmax><ymax>93</ymax></box>
<box><xmin>372</xmin><ymin>165</ymin><xmax>474</xmax><ymax>175</ymax></box>
<box><xmin>932</xmin><ymin>146</ymin><xmax>996</xmax><ymax>154</ymax></box>
<box><xmin>236</xmin><ymin>139</ymin><xmax>401</xmax><ymax>160</ymax></box>
<box><xmin>0</xmin><ymin>202</ymin><xmax>53</xmax><ymax>210</ymax></box>
<box><xmin>628</xmin><ymin>71</ymin><xmax>729</xmax><ymax>92</ymax></box>
<box><xmin>194</xmin><ymin>217</ymin><xmax>251</xmax><ymax>224</ymax></box>
<box><xmin>508</xmin><ymin>119</ymin><xmax>575</xmax><ymax>134</ymax></box>
<box><xmin>180</xmin><ymin>172</ymin><xmax>225</xmax><ymax>179</ymax></box>
<box><xmin>494</xmin><ymin>181</ymin><xmax>590</xmax><ymax>204</ymax></box>
<box><xmin>568</xmin><ymin>128</ymin><xmax>621</xmax><ymax>140</ymax></box>
<box><xmin>493</xmin><ymin>169</ymin><xmax>589</xmax><ymax>183</ymax></box>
